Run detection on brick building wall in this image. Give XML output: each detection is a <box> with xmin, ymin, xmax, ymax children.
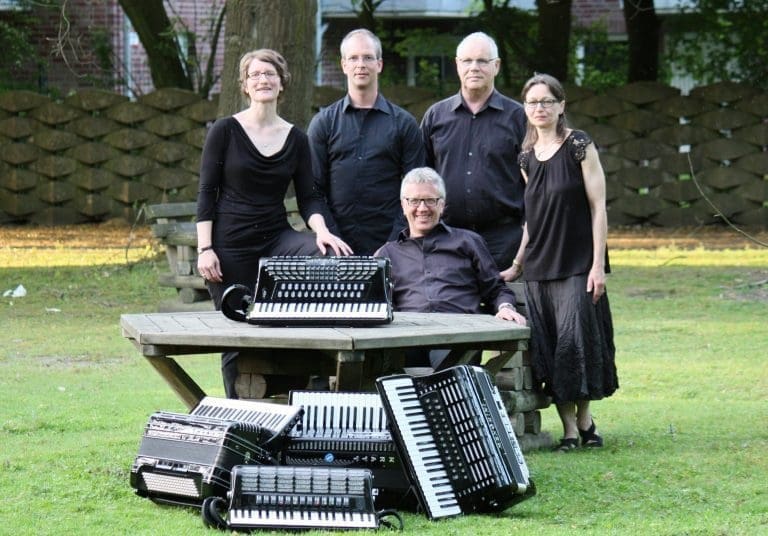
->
<box><xmin>7</xmin><ymin>1</ymin><xmax>625</xmax><ymax>96</ymax></box>
<box><xmin>572</xmin><ymin>0</ymin><xmax>625</xmax><ymax>33</ymax></box>
<box><xmin>1</xmin><ymin>0</ymin><xmax>123</xmax><ymax>95</ymax></box>
<box><xmin>3</xmin><ymin>0</ymin><xmax>224</xmax><ymax>97</ymax></box>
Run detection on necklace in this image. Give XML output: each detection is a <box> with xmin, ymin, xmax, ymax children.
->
<box><xmin>535</xmin><ymin>137</ymin><xmax>560</xmax><ymax>159</ymax></box>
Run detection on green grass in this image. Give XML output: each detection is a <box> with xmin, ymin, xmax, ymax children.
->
<box><xmin>1</xmin><ymin>244</ymin><xmax>767</xmax><ymax>535</ymax></box>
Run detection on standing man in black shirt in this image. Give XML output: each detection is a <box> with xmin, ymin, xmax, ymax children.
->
<box><xmin>420</xmin><ymin>31</ymin><xmax>527</xmax><ymax>277</ymax></box>
<box><xmin>308</xmin><ymin>28</ymin><xmax>425</xmax><ymax>255</ymax></box>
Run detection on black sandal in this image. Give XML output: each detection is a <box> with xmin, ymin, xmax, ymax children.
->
<box><xmin>553</xmin><ymin>437</ymin><xmax>579</xmax><ymax>452</ymax></box>
<box><xmin>578</xmin><ymin>420</ymin><xmax>604</xmax><ymax>448</ymax></box>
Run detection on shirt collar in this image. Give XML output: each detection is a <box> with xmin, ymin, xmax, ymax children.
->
<box><xmin>342</xmin><ymin>93</ymin><xmax>390</xmax><ymax>114</ymax></box>
<box><xmin>451</xmin><ymin>89</ymin><xmax>503</xmax><ymax>113</ymax></box>
<box><xmin>396</xmin><ymin>220</ymin><xmax>451</xmax><ymax>242</ymax></box>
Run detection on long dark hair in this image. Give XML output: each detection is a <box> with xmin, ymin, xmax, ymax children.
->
<box><xmin>520</xmin><ymin>73</ymin><xmax>568</xmax><ymax>152</ymax></box>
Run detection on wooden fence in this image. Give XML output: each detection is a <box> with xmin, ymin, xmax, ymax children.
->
<box><xmin>1</xmin><ymin>81</ymin><xmax>766</xmax><ymax>227</ymax></box>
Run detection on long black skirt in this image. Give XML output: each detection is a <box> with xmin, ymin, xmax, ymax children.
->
<box><xmin>524</xmin><ymin>274</ymin><xmax>618</xmax><ymax>404</ymax></box>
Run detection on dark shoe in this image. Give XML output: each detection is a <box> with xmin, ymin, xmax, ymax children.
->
<box><xmin>578</xmin><ymin>420</ymin><xmax>604</xmax><ymax>447</ymax></box>
<box><xmin>553</xmin><ymin>437</ymin><xmax>579</xmax><ymax>452</ymax></box>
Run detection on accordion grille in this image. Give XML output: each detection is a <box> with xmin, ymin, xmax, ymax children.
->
<box><xmin>141</xmin><ymin>472</ymin><xmax>200</xmax><ymax>498</ymax></box>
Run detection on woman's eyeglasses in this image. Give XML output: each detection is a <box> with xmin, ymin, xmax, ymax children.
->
<box><xmin>525</xmin><ymin>99</ymin><xmax>559</xmax><ymax>109</ymax></box>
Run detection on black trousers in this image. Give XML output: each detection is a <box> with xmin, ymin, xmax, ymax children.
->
<box><xmin>206</xmin><ymin>227</ymin><xmax>320</xmax><ymax>398</ymax></box>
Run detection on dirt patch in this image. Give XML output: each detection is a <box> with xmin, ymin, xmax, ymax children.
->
<box><xmin>718</xmin><ymin>270</ymin><xmax>768</xmax><ymax>302</ymax></box>
<box><xmin>607</xmin><ymin>225</ymin><xmax>768</xmax><ymax>250</ymax></box>
<box><xmin>0</xmin><ymin>220</ymin><xmax>156</xmax><ymax>249</ymax></box>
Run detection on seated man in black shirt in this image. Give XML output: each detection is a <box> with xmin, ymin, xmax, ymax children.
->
<box><xmin>375</xmin><ymin>167</ymin><xmax>527</xmax><ymax>371</ymax></box>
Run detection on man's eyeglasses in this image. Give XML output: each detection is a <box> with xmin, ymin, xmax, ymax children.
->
<box><xmin>404</xmin><ymin>197</ymin><xmax>442</xmax><ymax>208</ymax></box>
<box><xmin>457</xmin><ymin>57</ymin><xmax>497</xmax><ymax>68</ymax></box>
<box><xmin>247</xmin><ymin>71</ymin><xmax>279</xmax><ymax>80</ymax></box>
<box><xmin>345</xmin><ymin>55</ymin><xmax>379</xmax><ymax>64</ymax></box>
<box><xmin>525</xmin><ymin>99</ymin><xmax>559</xmax><ymax>109</ymax></box>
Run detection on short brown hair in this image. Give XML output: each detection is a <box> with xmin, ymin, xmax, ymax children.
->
<box><xmin>238</xmin><ymin>49</ymin><xmax>291</xmax><ymax>99</ymax></box>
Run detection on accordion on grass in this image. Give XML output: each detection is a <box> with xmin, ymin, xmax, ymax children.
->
<box><xmin>376</xmin><ymin>365</ymin><xmax>536</xmax><ymax>519</ymax></box>
<box><xmin>221</xmin><ymin>255</ymin><xmax>393</xmax><ymax>326</ymax></box>
<box><xmin>130</xmin><ymin>397</ymin><xmax>303</xmax><ymax>506</ymax></box>
<box><xmin>282</xmin><ymin>391</ymin><xmax>411</xmax><ymax>509</ymax></box>
<box><xmin>202</xmin><ymin>465</ymin><xmax>403</xmax><ymax>531</ymax></box>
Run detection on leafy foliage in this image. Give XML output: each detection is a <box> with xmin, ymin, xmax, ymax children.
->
<box><xmin>570</xmin><ymin>23</ymin><xmax>629</xmax><ymax>91</ymax></box>
<box><xmin>391</xmin><ymin>28</ymin><xmax>459</xmax><ymax>93</ymax></box>
<box><xmin>459</xmin><ymin>1</ymin><xmax>538</xmax><ymax>89</ymax></box>
<box><xmin>664</xmin><ymin>0</ymin><xmax>768</xmax><ymax>89</ymax></box>
<box><xmin>0</xmin><ymin>15</ymin><xmax>43</xmax><ymax>91</ymax></box>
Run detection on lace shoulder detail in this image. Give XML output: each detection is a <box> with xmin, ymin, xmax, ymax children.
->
<box><xmin>518</xmin><ymin>149</ymin><xmax>532</xmax><ymax>173</ymax></box>
<box><xmin>567</xmin><ymin>130</ymin><xmax>593</xmax><ymax>163</ymax></box>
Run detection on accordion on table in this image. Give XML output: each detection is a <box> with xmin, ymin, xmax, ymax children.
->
<box><xmin>130</xmin><ymin>397</ymin><xmax>303</xmax><ymax>506</ymax></box>
<box><xmin>221</xmin><ymin>255</ymin><xmax>393</xmax><ymax>326</ymax></box>
<box><xmin>202</xmin><ymin>465</ymin><xmax>387</xmax><ymax>531</ymax></box>
<box><xmin>282</xmin><ymin>391</ymin><xmax>411</xmax><ymax>508</ymax></box>
<box><xmin>376</xmin><ymin>365</ymin><xmax>536</xmax><ymax>519</ymax></box>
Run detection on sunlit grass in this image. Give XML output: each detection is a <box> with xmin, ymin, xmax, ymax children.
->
<box><xmin>1</xmin><ymin>229</ymin><xmax>767</xmax><ymax>535</ymax></box>
<box><xmin>0</xmin><ymin>245</ymin><xmax>161</xmax><ymax>268</ymax></box>
<box><xmin>609</xmin><ymin>246</ymin><xmax>768</xmax><ymax>267</ymax></box>
<box><xmin>4</xmin><ymin>243</ymin><xmax>767</xmax><ymax>269</ymax></box>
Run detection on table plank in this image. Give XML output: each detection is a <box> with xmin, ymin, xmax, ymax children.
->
<box><xmin>120</xmin><ymin>310</ymin><xmax>530</xmax><ymax>406</ymax></box>
<box><xmin>121</xmin><ymin>312</ymin><xmax>356</xmax><ymax>351</ymax></box>
<box><xmin>336</xmin><ymin>312</ymin><xmax>529</xmax><ymax>350</ymax></box>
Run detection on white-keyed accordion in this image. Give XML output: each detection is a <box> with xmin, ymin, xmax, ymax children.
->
<box><xmin>221</xmin><ymin>256</ymin><xmax>393</xmax><ymax>326</ymax></box>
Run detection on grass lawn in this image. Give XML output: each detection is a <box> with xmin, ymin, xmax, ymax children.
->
<box><xmin>1</xmin><ymin>226</ymin><xmax>766</xmax><ymax>535</ymax></box>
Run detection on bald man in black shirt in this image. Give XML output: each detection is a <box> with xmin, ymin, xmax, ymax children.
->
<box><xmin>421</xmin><ymin>31</ymin><xmax>527</xmax><ymax>273</ymax></box>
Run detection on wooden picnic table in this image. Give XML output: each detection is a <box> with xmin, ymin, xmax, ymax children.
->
<box><xmin>120</xmin><ymin>311</ymin><xmax>530</xmax><ymax>410</ymax></box>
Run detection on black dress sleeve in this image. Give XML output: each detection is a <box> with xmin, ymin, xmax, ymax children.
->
<box><xmin>196</xmin><ymin>118</ymin><xmax>230</xmax><ymax>222</ymax></box>
<box><xmin>567</xmin><ymin>130</ymin><xmax>593</xmax><ymax>163</ymax></box>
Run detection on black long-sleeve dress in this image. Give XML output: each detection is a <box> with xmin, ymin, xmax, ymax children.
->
<box><xmin>197</xmin><ymin>116</ymin><xmax>330</xmax><ymax>305</ymax></box>
<box><xmin>197</xmin><ymin>116</ymin><xmax>331</xmax><ymax>397</ymax></box>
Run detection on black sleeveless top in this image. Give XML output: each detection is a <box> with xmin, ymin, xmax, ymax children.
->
<box><xmin>518</xmin><ymin>130</ymin><xmax>609</xmax><ymax>281</ymax></box>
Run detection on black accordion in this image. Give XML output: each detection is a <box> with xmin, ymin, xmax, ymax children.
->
<box><xmin>202</xmin><ymin>465</ymin><xmax>381</xmax><ymax>531</ymax></box>
<box><xmin>283</xmin><ymin>391</ymin><xmax>411</xmax><ymax>508</ymax></box>
<box><xmin>376</xmin><ymin>365</ymin><xmax>536</xmax><ymax>519</ymax></box>
<box><xmin>130</xmin><ymin>397</ymin><xmax>303</xmax><ymax>506</ymax></box>
<box><xmin>221</xmin><ymin>255</ymin><xmax>393</xmax><ymax>326</ymax></box>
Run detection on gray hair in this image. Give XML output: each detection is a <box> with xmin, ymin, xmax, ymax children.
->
<box><xmin>401</xmin><ymin>167</ymin><xmax>447</xmax><ymax>199</ymax></box>
<box><xmin>456</xmin><ymin>31</ymin><xmax>499</xmax><ymax>59</ymax></box>
<box><xmin>340</xmin><ymin>28</ymin><xmax>382</xmax><ymax>59</ymax></box>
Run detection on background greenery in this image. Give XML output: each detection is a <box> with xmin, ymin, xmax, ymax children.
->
<box><xmin>1</xmin><ymin>228</ymin><xmax>766</xmax><ymax>535</ymax></box>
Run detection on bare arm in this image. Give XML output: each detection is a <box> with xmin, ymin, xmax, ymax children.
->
<box><xmin>581</xmin><ymin>142</ymin><xmax>608</xmax><ymax>304</ymax></box>
<box><xmin>500</xmin><ymin>168</ymin><xmax>529</xmax><ymax>282</ymax></box>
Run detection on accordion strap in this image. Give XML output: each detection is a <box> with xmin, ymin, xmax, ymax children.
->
<box><xmin>377</xmin><ymin>508</ymin><xmax>404</xmax><ymax>531</ymax></box>
<box><xmin>201</xmin><ymin>496</ymin><xmax>228</xmax><ymax>531</ymax></box>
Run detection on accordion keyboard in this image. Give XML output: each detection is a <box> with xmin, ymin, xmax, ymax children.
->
<box><xmin>225</xmin><ymin>465</ymin><xmax>379</xmax><ymax>530</ymax></box>
<box><xmin>243</xmin><ymin>256</ymin><xmax>393</xmax><ymax>326</ymax></box>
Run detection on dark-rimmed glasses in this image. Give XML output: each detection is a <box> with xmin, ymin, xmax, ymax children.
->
<box><xmin>525</xmin><ymin>99</ymin><xmax>559</xmax><ymax>109</ymax></box>
<box><xmin>403</xmin><ymin>197</ymin><xmax>442</xmax><ymax>208</ymax></box>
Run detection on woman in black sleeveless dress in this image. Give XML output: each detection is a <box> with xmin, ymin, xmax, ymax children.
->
<box><xmin>507</xmin><ymin>74</ymin><xmax>618</xmax><ymax>451</ymax></box>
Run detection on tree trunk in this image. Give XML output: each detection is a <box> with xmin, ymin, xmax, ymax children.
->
<box><xmin>535</xmin><ymin>0</ymin><xmax>572</xmax><ymax>82</ymax></box>
<box><xmin>482</xmin><ymin>0</ymin><xmax>512</xmax><ymax>89</ymax></box>
<box><xmin>219</xmin><ymin>0</ymin><xmax>317</xmax><ymax>129</ymax></box>
<box><xmin>118</xmin><ymin>0</ymin><xmax>192</xmax><ymax>90</ymax></box>
<box><xmin>624</xmin><ymin>0</ymin><xmax>660</xmax><ymax>81</ymax></box>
